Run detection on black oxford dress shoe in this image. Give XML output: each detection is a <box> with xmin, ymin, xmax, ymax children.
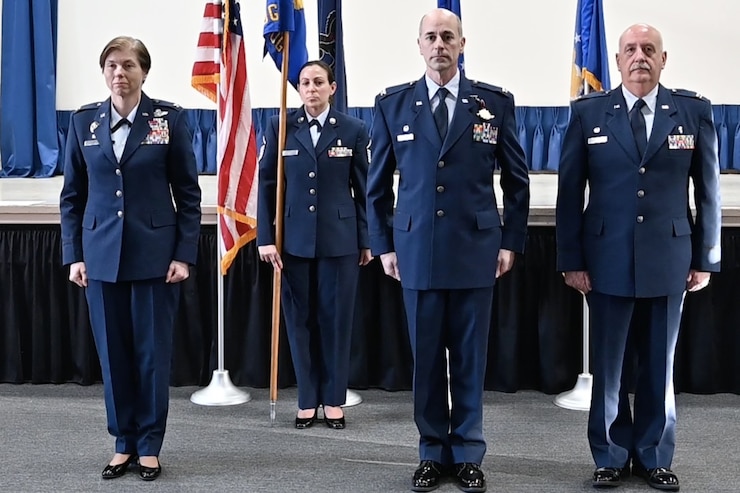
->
<box><xmin>592</xmin><ymin>467</ymin><xmax>627</xmax><ymax>488</ymax></box>
<box><xmin>454</xmin><ymin>463</ymin><xmax>486</xmax><ymax>492</ymax></box>
<box><xmin>412</xmin><ymin>460</ymin><xmax>443</xmax><ymax>492</ymax></box>
<box><xmin>634</xmin><ymin>466</ymin><xmax>680</xmax><ymax>491</ymax></box>
<box><xmin>101</xmin><ymin>454</ymin><xmax>138</xmax><ymax>480</ymax></box>
<box><xmin>139</xmin><ymin>461</ymin><xmax>162</xmax><ymax>481</ymax></box>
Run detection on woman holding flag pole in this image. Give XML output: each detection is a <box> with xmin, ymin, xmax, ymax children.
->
<box><xmin>257</xmin><ymin>59</ymin><xmax>372</xmax><ymax>429</ymax></box>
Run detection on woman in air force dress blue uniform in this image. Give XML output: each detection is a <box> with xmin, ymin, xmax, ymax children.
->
<box><xmin>257</xmin><ymin>60</ymin><xmax>371</xmax><ymax>429</ymax></box>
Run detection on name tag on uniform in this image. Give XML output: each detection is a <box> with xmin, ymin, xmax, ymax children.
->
<box><xmin>328</xmin><ymin>147</ymin><xmax>353</xmax><ymax>158</ymax></box>
<box><xmin>472</xmin><ymin>123</ymin><xmax>497</xmax><ymax>144</ymax></box>
<box><xmin>668</xmin><ymin>134</ymin><xmax>695</xmax><ymax>149</ymax></box>
<box><xmin>397</xmin><ymin>133</ymin><xmax>414</xmax><ymax>142</ymax></box>
<box><xmin>83</xmin><ymin>139</ymin><xmax>99</xmax><ymax>146</ymax></box>
<box><xmin>282</xmin><ymin>149</ymin><xmax>299</xmax><ymax>157</ymax></box>
<box><xmin>587</xmin><ymin>136</ymin><xmax>608</xmax><ymax>145</ymax></box>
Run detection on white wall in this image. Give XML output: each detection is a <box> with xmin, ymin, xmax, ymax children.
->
<box><xmin>55</xmin><ymin>0</ymin><xmax>740</xmax><ymax>110</ymax></box>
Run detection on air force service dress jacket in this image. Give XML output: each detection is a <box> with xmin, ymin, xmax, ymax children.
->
<box><xmin>556</xmin><ymin>85</ymin><xmax>721</xmax><ymax>297</ymax></box>
<box><xmin>367</xmin><ymin>77</ymin><xmax>530</xmax><ymax>290</ymax></box>
<box><xmin>257</xmin><ymin>107</ymin><xmax>370</xmax><ymax>257</ymax></box>
<box><xmin>60</xmin><ymin>93</ymin><xmax>202</xmax><ymax>281</ymax></box>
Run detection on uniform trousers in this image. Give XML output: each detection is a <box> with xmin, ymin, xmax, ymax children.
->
<box><xmin>587</xmin><ymin>291</ymin><xmax>685</xmax><ymax>470</ymax></box>
<box><xmin>281</xmin><ymin>253</ymin><xmax>359</xmax><ymax>409</ymax></box>
<box><xmin>86</xmin><ymin>277</ymin><xmax>179</xmax><ymax>456</ymax></box>
<box><xmin>402</xmin><ymin>286</ymin><xmax>494</xmax><ymax>466</ymax></box>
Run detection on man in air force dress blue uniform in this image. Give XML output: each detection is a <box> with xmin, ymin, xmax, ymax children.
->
<box><xmin>556</xmin><ymin>24</ymin><xmax>721</xmax><ymax>491</ymax></box>
<box><xmin>367</xmin><ymin>8</ymin><xmax>529</xmax><ymax>492</ymax></box>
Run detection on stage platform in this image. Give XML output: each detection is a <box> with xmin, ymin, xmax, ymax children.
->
<box><xmin>4</xmin><ymin>173</ymin><xmax>740</xmax><ymax>225</ymax></box>
<box><xmin>1</xmin><ymin>174</ymin><xmax>739</xmax><ymax>394</ymax></box>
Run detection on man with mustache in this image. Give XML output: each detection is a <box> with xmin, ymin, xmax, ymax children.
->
<box><xmin>556</xmin><ymin>24</ymin><xmax>721</xmax><ymax>491</ymax></box>
<box><xmin>367</xmin><ymin>7</ymin><xmax>529</xmax><ymax>492</ymax></box>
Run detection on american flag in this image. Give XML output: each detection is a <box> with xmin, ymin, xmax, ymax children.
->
<box><xmin>192</xmin><ymin>0</ymin><xmax>258</xmax><ymax>274</ymax></box>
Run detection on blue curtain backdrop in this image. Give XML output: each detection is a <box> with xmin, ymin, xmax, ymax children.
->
<box><xmin>0</xmin><ymin>0</ymin><xmax>59</xmax><ymax>177</ymax></box>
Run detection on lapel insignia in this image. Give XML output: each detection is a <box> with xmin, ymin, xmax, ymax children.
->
<box><xmin>142</xmin><ymin>112</ymin><xmax>150</xmax><ymax>117</ymax></box>
<box><xmin>613</xmin><ymin>104</ymin><xmax>621</xmax><ymax>109</ymax></box>
<box><xmin>89</xmin><ymin>121</ymin><xmax>99</xmax><ymax>133</ymax></box>
<box><xmin>415</xmin><ymin>101</ymin><xmax>423</xmax><ymax>106</ymax></box>
<box><xmin>661</xmin><ymin>104</ymin><xmax>669</xmax><ymax>110</ymax></box>
<box><xmin>153</xmin><ymin>109</ymin><xmax>167</xmax><ymax>117</ymax></box>
<box><xmin>329</xmin><ymin>117</ymin><xmax>336</xmax><ymax>125</ymax></box>
<box><xmin>461</xmin><ymin>98</ymin><xmax>469</xmax><ymax>103</ymax></box>
<box><xmin>298</xmin><ymin>116</ymin><xmax>305</xmax><ymax>123</ymax></box>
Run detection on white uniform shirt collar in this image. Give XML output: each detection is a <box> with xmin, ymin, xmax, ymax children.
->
<box><xmin>621</xmin><ymin>84</ymin><xmax>659</xmax><ymax>114</ymax></box>
<box><xmin>425</xmin><ymin>71</ymin><xmax>460</xmax><ymax>101</ymax></box>
<box><xmin>110</xmin><ymin>104</ymin><xmax>139</xmax><ymax>129</ymax></box>
<box><xmin>306</xmin><ymin>105</ymin><xmax>331</xmax><ymax>127</ymax></box>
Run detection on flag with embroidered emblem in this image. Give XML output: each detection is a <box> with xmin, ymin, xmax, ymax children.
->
<box><xmin>570</xmin><ymin>0</ymin><xmax>610</xmax><ymax>99</ymax></box>
<box><xmin>263</xmin><ymin>0</ymin><xmax>308</xmax><ymax>88</ymax></box>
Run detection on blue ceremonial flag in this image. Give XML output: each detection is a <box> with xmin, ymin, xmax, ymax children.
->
<box><xmin>570</xmin><ymin>0</ymin><xmax>610</xmax><ymax>99</ymax></box>
<box><xmin>263</xmin><ymin>0</ymin><xmax>309</xmax><ymax>88</ymax></box>
<box><xmin>437</xmin><ymin>0</ymin><xmax>464</xmax><ymax>72</ymax></box>
<box><xmin>318</xmin><ymin>0</ymin><xmax>347</xmax><ymax>112</ymax></box>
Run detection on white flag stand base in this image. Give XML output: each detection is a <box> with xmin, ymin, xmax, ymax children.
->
<box><xmin>190</xmin><ymin>370</ymin><xmax>251</xmax><ymax>406</ymax></box>
<box><xmin>554</xmin><ymin>372</ymin><xmax>593</xmax><ymax>411</ymax></box>
<box><xmin>343</xmin><ymin>389</ymin><xmax>363</xmax><ymax>407</ymax></box>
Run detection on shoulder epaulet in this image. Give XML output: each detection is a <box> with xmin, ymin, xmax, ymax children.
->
<box><xmin>75</xmin><ymin>101</ymin><xmax>103</xmax><ymax>113</ymax></box>
<box><xmin>574</xmin><ymin>90</ymin><xmax>610</xmax><ymax>102</ymax></box>
<box><xmin>151</xmin><ymin>99</ymin><xmax>182</xmax><ymax>110</ymax></box>
<box><xmin>470</xmin><ymin>80</ymin><xmax>511</xmax><ymax>97</ymax></box>
<box><xmin>378</xmin><ymin>81</ymin><xmax>414</xmax><ymax>98</ymax></box>
<box><xmin>670</xmin><ymin>88</ymin><xmax>710</xmax><ymax>102</ymax></box>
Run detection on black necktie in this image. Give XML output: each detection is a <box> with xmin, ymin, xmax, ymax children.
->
<box><xmin>630</xmin><ymin>99</ymin><xmax>647</xmax><ymax>157</ymax></box>
<box><xmin>309</xmin><ymin>119</ymin><xmax>322</xmax><ymax>132</ymax></box>
<box><xmin>111</xmin><ymin>118</ymin><xmax>131</xmax><ymax>133</ymax></box>
<box><xmin>433</xmin><ymin>87</ymin><xmax>449</xmax><ymax>139</ymax></box>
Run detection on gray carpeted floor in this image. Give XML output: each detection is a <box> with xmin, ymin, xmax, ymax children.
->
<box><xmin>1</xmin><ymin>384</ymin><xmax>738</xmax><ymax>492</ymax></box>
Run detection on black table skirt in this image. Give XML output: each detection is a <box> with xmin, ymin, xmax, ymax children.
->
<box><xmin>2</xmin><ymin>225</ymin><xmax>739</xmax><ymax>394</ymax></box>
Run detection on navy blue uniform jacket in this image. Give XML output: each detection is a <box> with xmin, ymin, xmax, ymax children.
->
<box><xmin>556</xmin><ymin>85</ymin><xmax>721</xmax><ymax>297</ymax></box>
<box><xmin>367</xmin><ymin>77</ymin><xmax>530</xmax><ymax>290</ymax></box>
<box><xmin>257</xmin><ymin>107</ymin><xmax>370</xmax><ymax>256</ymax></box>
<box><xmin>60</xmin><ymin>93</ymin><xmax>202</xmax><ymax>281</ymax></box>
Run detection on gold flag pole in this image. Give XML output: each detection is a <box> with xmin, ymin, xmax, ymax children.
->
<box><xmin>269</xmin><ymin>31</ymin><xmax>291</xmax><ymax>425</ymax></box>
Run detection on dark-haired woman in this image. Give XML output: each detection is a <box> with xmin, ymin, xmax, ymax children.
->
<box><xmin>258</xmin><ymin>60</ymin><xmax>371</xmax><ymax>429</ymax></box>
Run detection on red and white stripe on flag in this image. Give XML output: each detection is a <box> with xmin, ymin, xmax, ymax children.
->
<box><xmin>192</xmin><ymin>0</ymin><xmax>258</xmax><ymax>274</ymax></box>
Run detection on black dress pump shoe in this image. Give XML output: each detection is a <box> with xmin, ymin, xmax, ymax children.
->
<box><xmin>139</xmin><ymin>460</ymin><xmax>162</xmax><ymax>481</ymax></box>
<box><xmin>295</xmin><ymin>408</ymin><xmax>319</xmax><ymax>429</ymax></box>
<box><xmin>325</xmin><ymin>415</ymin><xmax>345</xmax><ymax>429</ymax></box>
<box><xmin>101</xmin><ymin>454</ymin><xmax>138</xmax><ymax>480</ymax></box>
